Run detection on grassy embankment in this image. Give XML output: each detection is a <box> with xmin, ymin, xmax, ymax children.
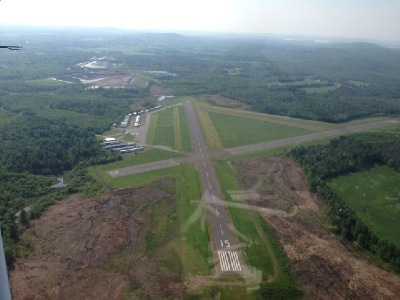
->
<box><xmin>329</xmin><ymin>165</ymin><xmax>400</xmax><ymax>247</ymax></box>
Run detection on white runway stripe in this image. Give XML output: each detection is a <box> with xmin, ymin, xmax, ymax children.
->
<box><xmin>218</xmin><ymin>251</ymin><xmax>242</xmax><ymax>272</ymax></box>
<box><xmin>218</xmin><ymin>251</ymin><xmax>229</xmax><ymax>271</ymax></box>
<box><xmin>229</xmin><ymin>251</ymin><xmax>241</xmax><ymax>271</ymax></box>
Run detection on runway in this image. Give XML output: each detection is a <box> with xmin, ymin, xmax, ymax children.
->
<box><xmin>183</xmin><ymin>101</ymin><xmax>244</xmax><ymax>274</ymax></box>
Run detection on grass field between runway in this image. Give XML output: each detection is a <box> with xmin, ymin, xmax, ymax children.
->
<box><xmin>195</xmin><ymin>104</ymin><xmax>224</xmax><ymax>151</ymax></box>
<box><xmin>329</xmin><ymin>165</ymin><xmax>400</xmax><ymax>247</ymax></box>
<box><xmin>193</xmin><ymin>102</ymin><xmax>328</xmax><ymax>150</ymax></box>
<box><xmin>87</xmin><ymin>148</ymin><xmax>183</xmax><ymax>183</ymax></box>
<box><xmin>146</xmin><ymin>106</ymin><xmax>192</xmax><ymax>151</ymax></box>
<box><xmin>196</xmin><ymin>99</ymin><xmax>334</xmax><ymax>132</ymax></box>
<box><xmin>213</xmin><ymin>159</ymin><xmax>303</xmax><ymax>299</ymax></box>
<box><xmin>208</xmin><ymin>111</ymin><xmax>311</xmax><ymax>148</ymax></box>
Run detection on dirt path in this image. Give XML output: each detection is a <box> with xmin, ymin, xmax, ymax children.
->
<box><xmin>233</xmin><ymin>156</ymin><xmax>400</xmax><ymax>299</ymax></box>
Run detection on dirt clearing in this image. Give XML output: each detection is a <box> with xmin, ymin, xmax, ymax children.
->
<box><xmin>207</xmin><ymin>95</ymin><xmax>249</xmax><ymax>109</ymax></box>
<box><xmin>233</xmin><ymin>156</ymin><xmax>400</xmax><ymax>299</ymax></box>
<box><xmin>10</xmin><ymin>179</ymin><xmax>186</xmax><ymax>300</ymax></box>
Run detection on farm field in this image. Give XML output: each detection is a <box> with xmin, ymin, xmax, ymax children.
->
<box><xmin>147</xmin><ymin>105</ymin><xmax>192</xmax><ymax>152</ymax></box>
<box><xmin>329</xmin><ymin>165</ymin><xmax>400</xmax><ymax>247</ymax></box>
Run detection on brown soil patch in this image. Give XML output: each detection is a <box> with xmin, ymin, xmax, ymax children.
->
<box><xmin>149</xmin><ymin>85</ymin><xmax>170</xmax><ymax>98</ymax></box>
<box><xmin>233</xmin><ymin>157</ymin><xmax>400</xmax><ymax>299</ymax></box>
<box><xmin>207</xmin><ymin>95</ymin><xmax>249</xmax><ymax>109</ymax></box>
<box><xmin>10</xmin><ymin>179</ymin><xmax>186</xmax><ymax>300</ymax></box>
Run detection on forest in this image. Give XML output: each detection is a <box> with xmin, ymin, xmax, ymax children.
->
<box><xmin>0</xmin><ymin>110</ymin><xmax>123</xmax><ymax>264</ymax></box>
<box><xmin>289</xmin><ymin>132</ymin><xmax>400</xmax><ymax>272</ymax></box>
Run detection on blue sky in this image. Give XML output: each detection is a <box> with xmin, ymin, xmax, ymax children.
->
<box><xmin>0</xmin><ymin>0</ymin><xmax>399</xmax><ymax>41</ymax></box>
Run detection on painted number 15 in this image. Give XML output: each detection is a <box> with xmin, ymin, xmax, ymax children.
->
<box><xmin>220</xmin><ymin>240</ymin><xmax>230</xmax><ymax>248</ymax></box>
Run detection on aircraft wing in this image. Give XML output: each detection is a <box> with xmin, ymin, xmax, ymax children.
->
<box><xmin>0</xmin><ymin>46</ymin><xmax>23</xmax><ymax>50</ymax></box>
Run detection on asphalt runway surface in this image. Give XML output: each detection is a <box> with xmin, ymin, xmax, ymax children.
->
<box><xmin>183</xmin><ymin>101</ymin><xmax>244</xmax><ymax>273</ymax></box>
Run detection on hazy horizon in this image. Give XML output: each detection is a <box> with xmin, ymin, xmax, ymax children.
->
<box><xmin>0</xmin><ymin>0</ymin><xmax>399</xmax><ymax>42</ymax></box>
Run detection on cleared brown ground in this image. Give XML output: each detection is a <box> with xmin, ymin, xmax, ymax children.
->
<box><xmin>10</xmin><ymin>179</ymin><xmax>185</xmax><ymax>300</ymax></box>
<box><xmin>233</xmin><ymin>157</ymin><xmax>400</xmax><ymax>299</ymax></box>
<box><xmin>149</xmin><ymin>85</ymin><xmax>170</xmax><ymax>98</ymax></box>
<box><xmin>206</xmin><ymin>95</ymin><xmax>250</xmax><ymax>109</ymax></box>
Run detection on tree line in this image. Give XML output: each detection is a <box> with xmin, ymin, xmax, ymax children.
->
<box><xmin>289</xmin><ymin>132</ymin><xmax>400</xmax><ymax>271</ymax></box>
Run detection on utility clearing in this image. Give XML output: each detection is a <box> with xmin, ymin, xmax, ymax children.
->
<box><xmin>232</xmin><ymin>156</ymin><xmax>400</xmax><ymax>299</ymax></box>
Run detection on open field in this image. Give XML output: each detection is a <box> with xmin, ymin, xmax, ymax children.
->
<box><xmin>208</xmin><ymin>111</ymin><xmax>311</xmax><ymax>148</ymax></box>
<box><xmin>267</xmin><ymin>79</ymin><xmax>328</xmax><ymax>87</ymax></box>
<box><xmin>146</xmin><ymin>105</ymin><xmax>192</xmax><ymax>151</ymax></box>
<box><xmin>349</xmin><ymin>80</ymin><xmax>370</xmax><ymax>87</ymax></box>
<box><xmin>266</xmin><ymin>79</ymin><xmax>342</xmax><ymax>94</ymax></box>
<box><xmin>302</xmin><ymin>85</ymin><xmax>340</xmax><ymax>94</ymax></box>
<box><xmin>329</xmin><ymin>165</ymin><xmax>400</xmax><ymax>247</ymax></box>
<box><xmin>27</xmin><ymin>78</ymin><xmax>69</xmax><ymax>86</ymax></box>
<box><xmin>131</xmin><ymin>76</ymin><xmax>148</xmax><ymax>88</ymax></box>
<box><xmin>91</xmin><ymin>148</ymin><xmax>182</xmax><ymax>171</ymax></box>
<box><xmin>88</xmin><ymin>148</ymin><xmax>183</xmax><ymax>184</ymax></box>
<box><xmin>196</xmin><ymin>100</ymin><xmax>335</xmax><ymax>132</ymax></box>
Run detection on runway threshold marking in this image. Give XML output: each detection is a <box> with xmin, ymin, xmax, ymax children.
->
<box><xmin>218</xmin><ymin>251</ymin><xmax>242</xmax><ymax>272</ymax></box>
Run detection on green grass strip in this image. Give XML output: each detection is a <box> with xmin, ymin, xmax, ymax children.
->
<box><xmin>195</xmin><ymin>104</ymin><xmax>224</xmax><ymax>151</ymax></box>
<box><xmin>173</xmin><ymin>106</ymin><xmax>182</xmax><ymax>151</ymax></box>
<box><xmin>146</xmin><ymin>113</ymin><xmax>158</xmax><ymax>145</ymax></box>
